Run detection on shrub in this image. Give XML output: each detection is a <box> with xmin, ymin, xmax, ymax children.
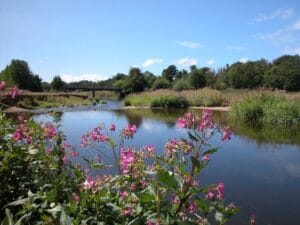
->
<box><xmin>172</xmin><ymin>79</ymin><xmax>192</xmax><ymax>91</ymax></box>
<box><xmin>150</xmin><ymin>96</ymin><xmax>189</xmax><ymax>108</ymax></box>
<box><xmin>152</xmin><ymin>77</ymin><xmax>171</xmax><ymax>90</ymax></box>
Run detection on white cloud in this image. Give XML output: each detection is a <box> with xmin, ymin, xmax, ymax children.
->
<box><xmin>142</xmin><ymin>58</ymin><xmax>163</xmax><ymax>67</ymax></box>
<box><xmin>38</xmin><ymin>59</ymin><xmax>45</xmax><ymax>64</ymax></box>
<box><xmin>254</xmin><ymin>7</ymin><xmax>294</xmax><ymax>22</ymax></box>
<box><xmin>284</xmin><ymin>47</ymin><xmax>300</xmax><ymax>55</ymax></box>
<box><xmin>61</xmin><ymin>73</ymin><xmax>109</xmax><ymax>83</ymax></box>
<box><xmin>239</xmin><ymin>57</ymin><xmax>248</xmax><ymax>63</ymax></box>
<box><xmin>207</xmin><ymin>59</ymin><xmax>215</xmax><ymax>65</ymax></box>
<box><xmin>226</xmin><ymin>45</ymin><xmax>248</xmax><ymax>51</ymax></box>
<box><xmin>176</xmin><ymin>57</ymin><xmax>197</xmax><ymax>67</ymax></box>
<box><xmin>259</xmin><ymin>28</ymin><xmax>297</xmax><ymax>45</ymax></box>
<box><xmin>289</xmin><ymin>20</ymin><xmax>300</xmax><ymax>31</ymax></box>
<box><xmin>177</xmin><ymin>41</ymin><xmax>202</xmax><ymax>49</ymax></box>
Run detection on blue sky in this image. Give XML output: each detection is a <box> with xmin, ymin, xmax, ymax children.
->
<box><xmin>1</xmin><ymin>0</ymin><xmax>300</xmax><ymax>82</ymax></box>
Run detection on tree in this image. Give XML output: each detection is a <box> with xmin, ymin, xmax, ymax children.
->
<box><xmin>152</xmin><ymin>77</ymin><xmax>171</xmax><ymax>90</ymax></box>
<box><xmin>0</xmin><ymin>59</ymin><xmax>42</xmax><ymax>91</ymax></box>
<box><xmin>188</xmin><ymin>69</ymin><xmax>206</xmax><ymax>89</ymax></box>
<box><xmin>51</xmin><ymin>75</ymin><xmax>65</xmax><ymax>91</ymax></box>
<box><xmin>129</xmin><ymin>67</ymin><xmax>147</xmax><ymax>93</ymax></box>
<box><xmin>162</xmin><ymin>65</ymin><xmax>177</xmax><ymax>82</ymax></box>
<box><xmin>264</xmin><ymin>55</ymin><xmax>300</xmax><ymax>91</ymax></box>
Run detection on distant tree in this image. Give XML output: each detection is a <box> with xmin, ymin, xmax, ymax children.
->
<box><xmin>264</xmin><ymin>55</ymin><xmax>300</xmax><ymax>91</ymax></box>
<box><xmin>41</xmin><ymin>82</ymin><xmax>51</xmax><ymax>91</ymax></box>
<box><xmin>162</xmin><ymin>65</ymin><xmax>177</xmax><ymax>82</ymax></box>
<box><xmin>188</xmin><ymin>69</ymin><xmax>206</xmax><ymax>89</ymax></box>
<box><xmin>190</xmin><ymin>65</ymin><xmax>197</xmax><ymax>72</ymax></box>
<box><xmin>51</xmin><ymin>75</ymin><xmax>65</xmax><ymax>91</ymax></box>
<box><xmin>143</xmin><ymin>71</ymin><xmax>156</xmax><ymax>89</ymax></box>
<box><xmin>129</xmin><ymin>67</ymin><xmax>147</xmax><ymax>92</ymax></box>
<box><xmin>172</xmin><ymin>79</ymin><xmax>192</xmax><ymax>91</ymax></box>
<box><xmin>175</xmin><ymin>69</ymin><xmax>188</xmax><ymax>80</ymax></box>
<box><xmin>152</xmin><ymin>77</ymin><xmax>171</xmax><ymax>90</ymax></box>
<box><xmin>0</xmin><ymin>59</ymin><xmax>42</xmax><ymax>91</ymax></box>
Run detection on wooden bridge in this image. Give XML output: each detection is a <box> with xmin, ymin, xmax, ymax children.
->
<box><xmin>65</xmin><ymin>86</ymin><xmax>122</xmax><ymax>98</ymax></box>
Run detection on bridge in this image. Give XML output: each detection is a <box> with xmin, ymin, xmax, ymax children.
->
<box><xmin>65</xmin><ymin>86</ymin><xmax>122</xmax><ymax>98</ymax></box>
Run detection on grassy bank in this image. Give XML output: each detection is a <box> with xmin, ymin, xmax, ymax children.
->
<box><xmin>124</xmin><ymin>88</ymin><xmax>229</xmax><ymax>108</ymax></box>
<box><xmin>231</xmin><ymin>94</ymin><xmax>300</xmax><ymax>126</ymax></box>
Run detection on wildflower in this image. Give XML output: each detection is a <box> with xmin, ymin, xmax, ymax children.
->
<box><xmin>120</xmin><ymin>191</ymin><xmax>129</xmax><ymax>198</ymax></box>
<box><xmin>222</xmin><ymin>127</ymin><xmax>232</xmax><ymax>141</ymax></box>
<box><xmin>80</xmin><ymin>135</ymin><xmax>89</xmax><ymax>147</ymax></box>
<box><xmin>26</xmin><ymin>136</ymin><xmax>32</xmax><ymax>144</ymax></box>
<box><xmin>206</xmin><ymin>182</ymin><xmax>224</xmax><ymax>200</ymax></box>
<box><xmin>120</xmin><ymin>148</ymin><xmax>135</xmax><ymax>174</ymax></box>
<box><xmin>9</xmin><ymin>85</ymin><xmax>21</xmax><ymax>99</ymax></box>
<box><xmin>46</xmin><ymin>146</ymin><xmax>53</xmax><ymax>155</ymax></box>
<box><xmin>0</xmin><ymin>81</ymin><xmax>5</xmax><ymax>90</ymax></box>
<box><xmin>144</xmin><ymin>144</ymin><xmax>155</xmax><ymax>156</ymax></box>
<box><xmin>109</xmin><ymin>123</ymin><xmax>116</xmax><ymax>131</ymax></box>
<box><xmin>61</xmin><ymin>142</ymin><xmax>71</xmax><ymax>151</ymax></box>
<box><xmin>140</xmin><ymin>178</ymin><xmax>147</xmax><ymax>188</ymax></box>
<box><xmin>202</xmin><ymin>154</ymin><xmax>210</xmax><ymax>161</ymax></box>
<box><xmin>130</xmin><ymin>183</ymin><xmax>137</xmax><ymax>191</ymax></box>
<box><xmin>192</xmin><ymin>179</ymin><xmax>199</xmax><ymax>187</ymax></box>
<box><xmin>171</xmin><ymin>195</ymin><xmax>179</xmax><ymax>204</ymax></box>
<box><xmin>43</xmin><ymin>122</ymin><xmax>58</xmax><ymax>138</ymax></box>
<box><xmin>13</xmin><ymin>129</ymin><xmax>23</xmax><ymax>142</ymax></box>
<box><xmin>146</xmin><ymin>221</ymin><xmax>156</xmax><ymax>225</ymax></box>
<box><xmin>188</xmin><ymin>201</ymin><xmax>198</xmax><ymax>214</ymax></box>
<box><xmin>198</xmin><ymin>109</ymin><xmax>213</xmax><ymax>131</ymax></box>
<box><xmin>249</xmin><ymin>214</ymin><xmax>256</xmax><ymax>225</ymax></box>
<box><xmin>84</xmin><ymin>176</ymin><xmax>95</xmax><ymax>189</ymax></box>
<box><xmin>122</xmin><ymin>206</ymin><xmax>133</xmax><ymax>216</ymax></box>
<box><xmin>177</xmin><ymin>112</ymin><xmax>196</xmax><ymax>129</ymax></box>
<box><xmin>72</xmin><ymin>193</ymin><xmax>80</xmax><ymax>203</ymax></box>
<box><xmin>122</xmin><ymin>124</ymin><xmax>137</xmax><ymax>138</ymax></box>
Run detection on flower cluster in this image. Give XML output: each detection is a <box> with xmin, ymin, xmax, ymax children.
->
<box><xmin>177</xmin><ymin>112</ymin><xmax>196</xmax><ymax>129</ymax></box>
<box><xmin>0</xmin><ymin>81</ymin><xmax>5</xmax><ymax>91</ymax></box>
<box><xmin>164</xmin><ymin>138</ymin><xmax>194</xmax><ymax>158</ymax></box>
<box><xmin>42</xmin><ymin>122</ymin><xmax>58</xmax><ymax>138</ymax></box>
<box><xmin>9</xmin><ymin>85</ymin><xmax>22</xmax><ymax>99</ymax></box>
<box><xmin>13</xmin><ymin>124</ymin><xmax>32</xmax><ymax>144</ymax></box>
<box><xmin>122</xmin><ymin>124</ymin><xmax>137</xmax><ymax>138</ymax></box>
<box><xmin>120</xmin><ymin>147</ymin><xmax>135</xmax><ymax>174</ymax></box>
<box><xmin>206</xmin><ymin>182</ymin><xmax>225</xmax><ymax>200</ymax></box>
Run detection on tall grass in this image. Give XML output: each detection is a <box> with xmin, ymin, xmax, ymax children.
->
<box><xmin>124</xmin><ymin>88</ymin><xmax>229</xmax><ymax>107</ymax></box>
<box><xmin>231</xmin><ymin>94</ymin><xmax>300</xmax><ymax>126</ymax></box>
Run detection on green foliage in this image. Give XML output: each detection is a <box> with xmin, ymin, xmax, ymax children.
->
<box><xmin>152</xmin><ymin>77</ymin><xmax>171</xmax><ymax>90</ymax></box>
<box><xmin>264</xmin><ymin>55</ymin><xmax>300</xmax><ymax>91</ymax></box>
<box><xmin>231</xmin><ymin>94</ymin><xmax>300</xmax><ymax>126</ymax></box>
<box><xmin>162</xmin><ymin>65</ymin><xmax>177</xmax><ymax>82</ymax></box>
<box><xmin>150</xmin><ymin>96</ymin><xmax>189</xmax><ymax>108</ymax></box>
<box><xmin>172</xmin><ymin>79</ymin><xmax>192</xmax><ymax>91</ymax></box>
<box><xmin>189</xmin><ymin>69</ymin><xmax>206</xmax><ymax>89</ymax></box>
<box><xmin>51</xmin><ymin>75</ymin><xmax>65</xmax><ymax>91</ymax></box>
<box><xmin>0</xmin><ymin>59</ymin><xmax>42</xmax><ymax>91</ymax></box>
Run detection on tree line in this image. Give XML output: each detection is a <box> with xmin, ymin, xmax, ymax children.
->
<box><xmin>0</xmin><ymin>55</ymin><xmax>299</xmax><ymax>93</ymax></box>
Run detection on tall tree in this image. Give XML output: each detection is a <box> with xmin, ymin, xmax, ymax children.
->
<box><xmin>51</xmin><ymin>75</ymin><xmax>65</xmax><ymax>91</ymax></box>
<box><xmin>162</xmin><ymin>65</ymin><xmax>177</xmax><ymax>82</ymax></box>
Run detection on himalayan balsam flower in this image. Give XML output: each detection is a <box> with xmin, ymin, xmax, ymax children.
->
<box><xmin>43</xmin><ymin>122</ymin><xmax>58</xmax><ymax>138</ymax></box>
<box><xmin>198</xmin><ymin>109</ymin><xmax>213</xmax><ymax>131</ymax></box>
<box><xmin>188</xmin><ymin>201</ymin><xmax>198</xmax><ymax>214</ymax></box>
<box><xmin>202</xmin><ymin>154</ymin><xmax>210</xmax><ymax>161</ymax></box>
<box><xmin>72</xmin><ymin>193</ymin><xmax>80</xmax><ymax>203</ymax></box>
<box><xmin>0</xmin><ymin>81</ymin><xmax>5</xmax><ymax>90</ymax></box>
<box><xmin>9</xmin><ymin>85</ymin><xmax>21</xmax><ymax>99</ymax></box>
<box><xmin>146</xmin><ymin>221</ymin><xmax>156</xmax><ymax>225</ymax></box>
<box><xmin>84</xmin><ymin>176</ymin><xmax>95</xmax><ymax>189</ymax></box>
<box><xmin>120</xmin><ymin>148</ymin><xmax>135</xmax><ymax>174</ymax></box>
<box><xmin>144</xmin><ymin>144</ymin><xmax>155</xmax><ymax>156</ymax></box>
<box><xmin>222</xmin><ymin>127</ymin><xmax>232</xmax><ymax>141</ymax></box>
<box><xmin>249</xmin><ymin>214</ymin><xmax>256</xmax><ymax>225</ymax></box>
<box><xmin>122</xmin><ymin>206</ymin><xmax>133</xmax><ymax>216</ymax></box>
<box><xmin>120</xmin><ymin>191</ymin><xmax>129</xmax><ymax>198</ymax></box>
<box><xmin>109</xmin><ymin>123</ymin><xmax>116</xmax><ymax>131</ymax></box>
<box><xmin>206</xmin><ymin>182</ymin><xmax>225</xmax><ymax>200</ymax></box>
<box><xmin>177</xmin><ymin>112</ymin><xmax>196</xmax><ymax>129</ymax></box>
<box><xmin>80</xmin><ymin>135</ymin><xmax>89</xmax><ymax>147</ymax></box>
<box><xmin>122</xmin><ymin>124</ymin><xmax>137</xmax><ymax>138</ymax></box>
<box><xmin>13</xmin><ymin>129</ymin><xmax>23</xmax><ymax>142</ymax></box>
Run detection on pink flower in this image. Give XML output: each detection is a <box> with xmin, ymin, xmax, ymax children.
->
<box><xmin>188</xmin><ymin>201</ymin><xmax>198</xmax><ymax>214</ymax></box>
<box><xmin>130</xmin><ymin>183</ymin><xmax>137</xmax><ymax>191</ymax></box>
<box><xmin>26</xmin><ymin>136</ymin><xmax>32</xmax><ymax>144</ymax></box>
<box><xmin>72</xmin><ymin>193</ymin><xmax>80</xmax><ymax>203</ymax></box>
<box><xmin>84</xmin><ymin>176</ymin><xmax>95</xmax><ymax>189</ymax></box>
<box><xmin>9</xmin><ymin>85</ymin><xmax>21</xmax><ymax>99</ymax></box>
<box><xmin>177</xmin><ymin>117</ymin><xmax>186</xmax><ymax>128</ymax></box>
<box><xmin>46</xmin><ymin>146</ymin><xmax>53</xmax><ymax>155</ymax></box>
<box><xmin>171</xmin><ymin>195</ymin><xmax>179</xmax><ymax>204</ymax></box>
<box><xmin>61</xmin><ymin>142</ymin><xmax>71</xmax><ymax>151</ymax></box>
<box><xmin>120</xmin><ymin>191</ymin><xmax>129</xmax><ymax>198</ymax></box>
<box><xmin>122</xmin><ymin>206</ymin><xmax>133</xmax><ymax>216</ymax></box>
<box><xmin>206</xmin><ymin>189</ymin><xmax>215</xmax><ymax>199</ymax></box>
<box><xmin>122</xmin><ymin>124</ymin><xmax>137</xmax><ymax>138</ymax></box>
<box><xmin>249</xmin><ymin>214</ymin><xmax>256</xmax><ymax>225</ymax></box>
<box><xmin>120</xmin><ymin>148</ymin><xmax>135</xmax><ymax>174</ymax></box>
<box><xmin>109</xmin><ymin>123</ymin><xmax>116</xmax><ymax>131</ymax></box>
<box><xmin>144</xmin><ymin>144</ymin><xmax>155</xmax><ymax>156</ymax></box>
<box><xmin>146</xmin><ymin>221</ymin><xmax>156</xmax><ymax>225</ymax></box>
<box><xmin>222</xmin><ymin>127</ymin><xmax>232</xmax><ymax>141</ymax></box>
<box><xmin>140</xmin><ymin>178</ymin><xmax>147</xmax><ymax>188</ymax></box>
<box><xmin>202</xmin><ymin>154</ymin><xmax>210</xmax><ymax>161</ymax></box>
<box><xmin>192</xmin><ymin>179</ymin><xmax>199</xmax><ymax>187</ymax></box>
<box><xmin>176</xmin><ymin>112</ymin><xmax>196</xmax><ymax>129</ymax></box>
<box><xmin>69</xmin><ymin>151</ymin><xmax>80</xmax><ymax>157</ymax></box>
<box><xmin>43</xmin><ymin>122</ymin><xmax>58</xmax><ymax>138</ymax></box>
<box><xmin>198</xmin><ymin>109</ymin><xmax>213</xmax><ymax>131</ymax></box>
<box><xmin>0</xmin><ymin>81</ymin><xmax>5</xmax><ymax>91</ymax></box>
<box><xmin>216</xmin><ymin>182</ymin><xmax>224</xmax><ymax>199</ymax></box>
<box><xmin>80</xmin><ymin>135</ymin><xmax>89</xmax><ymax>147</ymax></box>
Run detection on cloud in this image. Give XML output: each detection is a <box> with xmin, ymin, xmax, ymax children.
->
<box><xmin>239</xmin><ymin>57</ymin><xmax>248</xmax><ymax>63</ymax></box>
<box><xmin>226</xmin><ymin>45</ymin><xmax>248</xmax><ymax>51</ymax></box>
<box><xmin>289</xmin><ymin>20</ymin><xmax>300</xmax><ymax>31</ymax></box>
<box><xmin>177</xmin><ymin>41</ymin><xmax>202</xmax><ymax>49</ymax></box>
<box><xmin>61</xmin><ymin>73</ymin><xmax>109</xmax><ymax>83</ymax></box>
<box><xmin>207</xmin><ymin>59</ymin><xmax>215</xmax><ymax>65</ymax></box>
<box><xmin>259</xmin><ymin>28</ymin><xmax>297</xmax><ymax>45</ymax></box>
<box><xmin>254</xmin><ymin>7</ymin><xmax>294</xmax><ymax>22</ymax></box>
<box><xmin>142</xmin><ymin>58</ymin><xmax>163</xmax><ymax>67</ymax></box>
<box><xmin>176</xmin><ymin>57</ymin><xmax>197</xmax><ymax>67</ymax></box>
<box><xmin>284</xmin><ymin>47</ymin><xmax>300</xmax><ymax>55</ymax></box>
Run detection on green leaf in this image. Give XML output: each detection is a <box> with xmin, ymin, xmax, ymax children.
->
<box><xmin>195</xmin><ymin>198</ymin><xmax>210</xmax><ymax>213</ymax></box>
<box><xmin>191</xmin><ymin>156</ymin><xmax>202</xmax><ymax>174</ymax></box>
<box><xmin>187</xmin><ymin>132</ymin><xmax>198</xmax><ymax>142</ymax></box>
<box><xmin>4</xmin><ymin>198</ymin><xmax>29</xmax><ymax>208</ymax></box>
<box><xmin>15</xmin><ymin>212</ymin><xmax>32</xmax><ymax>225</ymax></box>
<box><xmin>138</xmin><ymin>192</ymin><xmax>154</xmax><ymax>203</ymax></box>
<box><xmin>1</xmin><ymin>209</ymin><xmax>14</xmax><ymax>225</ymax></box>
<box><xmin>157</xmin><ymin>170</ymin><xmax>177</xmax><ymax>190</ymax></box>
<box><xmin>202</xmin><ymin>147</ymin><xmax>219</xmax><ymax>155</ymax></box>
<box><xmin>60</xmin><ymin>207</ymin><xmax>72</xmax><ymax>225</ymax></box>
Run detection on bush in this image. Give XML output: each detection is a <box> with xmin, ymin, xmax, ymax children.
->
<box><xmin>172</xmin><ymin>79</ymin><xmax>192</xmax><ymax>91</ymax></box>
<box><xmin>152</xmin><ymin>77</ymin><xmax>171</xmax><ymax>90</ymax></box>
<box><xmin>232</xmin><ymin>94</ymin><xmax>300</xmax><ymax>126</ymax></box>
<box><xmin>150</xmin><ymin>96</ymin><xmax>189</xmax><ymax>108</ymax></box>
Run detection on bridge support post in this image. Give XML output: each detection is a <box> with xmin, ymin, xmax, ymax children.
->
<box><xmin>92</xmin><ymin>90</ymin><xmax>95</xmax><ymax>98</ymax></box>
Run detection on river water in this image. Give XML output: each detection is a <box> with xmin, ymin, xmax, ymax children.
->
<box><xmin>33</xmin><ymin>102</ymin><xmax>300</xmax><ymax>225</ymax></box>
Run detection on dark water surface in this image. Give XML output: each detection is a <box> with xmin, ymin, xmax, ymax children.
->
<box><xmin>33</xmin><ymin>106</ymin><xmax>300</xmax><ymax>225</ymax></box>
